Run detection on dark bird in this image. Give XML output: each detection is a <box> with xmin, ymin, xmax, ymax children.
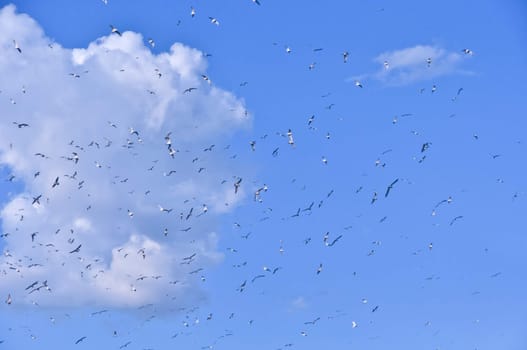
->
<box><xmin>304</xmin><ymin>317</ymin><xmax>320</xmax><ymax>325</ymax></box>
<box><xmin>385</xmin><ymin>178</ymin><xmax>399</xmax><ymax>197</ymax></box>
<box><xmin>13</xmin><ymin>122</ymin><xmax>30</xmax><ymax>128</ymax></box>
<box><xmin>75</xmin><ymin>336</ymin><xmax>87</xmax><ymax>344</ymax></box>
<box><xmin>234</xmin><ymin>177</ymin><xmax>242</xmax><ymax>194</ymax></box>
<box><xmin>421</xmin><ymin>142</ymin><xmax>431</xmax><ymax>153</ymax></box>
<box><xmin>327</xmin><ymin>235</ymin><xmax>343</xmax><ymax>247</ymax></box>
<box><xmin>183</xmin><ymin>87</ymin><xmax>197</xmax><ymax>94</ymax></box>
<box><xmin>69</xmin><ymin>244</ymin><xmax>82</xmax><ymax>254</ymax></box>
<box><xmin>51</xmin><ymin>176</ymin><xmax>60</xmax><ymax>188</ymax></box>
<box><xmin>449</xmin><ymin>215</ymin><xmax>464</xmax><ymax>226</ymax></box>
<box><xmin>32</xmin><ymin>195</ymin><xmax>42</xmax><ymax>205</ymax></box>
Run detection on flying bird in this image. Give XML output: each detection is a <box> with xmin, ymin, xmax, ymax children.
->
<box><xmin>75</xmin><ymin>336</ymin><xmax>87</xmax><ymax>344</ymax></box>
<box><xmin>343</xmin><ymin>51</ymin><xmax>349</xmax><ymax>63</ymax></box>
<box><xmin>69</xmin><ymin>244</ymin><xmax>82</xmax><ymax>254</ymax></box>
<box><xmin>110</xmin><ymin>24</ymin><xmax>122</xmax><ymax>36</ymax></box>
<box><xmin>51</xmin><ymin>176</ymin><xmax>60</xmax><ymax>188</ymax></box>
<box><xmin>354</xmin><ymin>80</ymin><xmax>363</xmax><ymax>88</ymax></box>
<box><xmin>13</xmin><ymin>40</ymin><xmax>21</xmax><ymax>53</ymax></box>
<box><xmin>209</xmin><ymin>17</ymin><xmax>220</xmax><ymax>26</ymax></box>
<box><xmin>385</xmin><ymin>178</ymin><xmax>399</xmax><ymax>197</ymax></box>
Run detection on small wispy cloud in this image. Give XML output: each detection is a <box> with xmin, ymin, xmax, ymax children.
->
<box><xmin>362</xmin><ymin>45</ymin><xmax>472</xmax><ymax>86</ymax></box>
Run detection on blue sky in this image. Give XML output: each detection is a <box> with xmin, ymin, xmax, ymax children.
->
<box><xmin>0</xmin><ymin>1</ymin><xmax>526</xmax><ymax>349</ymax></box>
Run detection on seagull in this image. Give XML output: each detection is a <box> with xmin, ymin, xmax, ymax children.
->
<box><xmin>371</xmin><ymin>192</ymin><xmax>378</xmax><ymax>204</ymax></box>
<box><xmin>449</xmin><ymin>215</ymin><xmax>464</xmax><ymax>226</ymax></box>
<box><xmin>209</xmin><ymin>17</ymin><xmax>220</xmax><ymax>26</ymax></box>
<box><xmin>383</xmin><ymin>60</ymin><xmax>389</xmax><ymax>69</ymax></box>
<box><xmin>13</xmin><ymin>40</ymin><xmax>21</xmax><ymax>53</ymax></box>
<box><xmin>316</xmin><ymin>263</ymin><xmax>323</xmax><ymax>275</ymax></box>
<box><xmin>354</xmin><ymin>80</ymin><xmax>363</xmax><ymax>88</ymax></box>
<box><xmin>75</xmin><ymin>336</ymin><xmax>87</xmax><ymax>345</ymax></box>
<box><xmin>385</xmin><ymin>178</ymin><xmax>399</xmax><ymax>197</ymax></box>
<box><xmin>252</xmin><ymin>0</ymin><xmax>261</xmax><ymax>5</ymax></box>
<box><xmin>321</xmin><ymin>156</ymin><xmax>328</xmax><ymax>165</ymax></box>
<box><xmin>183</xmin><ymin>87</ymin><xmax>197</xmax><ymax>94</ymax></box>
<box><xmin>32</xmin><ymin>195</ymin><xmax>42</xmax><ymax>205</ymax></box>
<box><xmin>287</xmin><ymin>129</ymin><xmax>295</xmax><ymax>146</ymax></box>
<box><xmin>285</xmin><ymin>46</ymin><xmax>292</xmax><ymax>54</ymax></box>
<box><xmin>51</xmin><ymin>176</ymin><xmax>60</xmax><ymax>188</ymax></box>
<box><xmin>5</xmin><ymin>294</ymin><xmax>12</xmax><ymax>305</ymax></box>
<box><xmin>234</xmin><ymin>177</ymin><xmax>242</xmax><ymax>194</ymax></box>
<box><xmin>462</xmin><ymin>48</ymin><xmax>473</xmax><ymax>55</ymax></box>
<box><xmin>69</xmin><ymin>244</ymin><xmax>82</xmax><ymax>254</ymax></box>
<box><xmin>421</xmin><ymin>142</ymin><xmax>431</xmax><ymax>153</ymax></box>
<box><xmin>343</xmin><ymin>51</ymin><xmax>349</xmax><ymax>63</ymax></box>
<box><xmin>110</xmin><ymin>25</ymin><xmax>122</xmax><ymax>36</ymax></box>
<box><xmin>327</xmin><ymin>235</ymin><xmax>343</xmax><ymax>247</ymax></box>
<box><xmin>147</xmin><ymin>38</ymin><xmax>155</xmax><ymax>48</ymax></box>
<box><xmin>304</xmin><ymin>317</ymin><xmax>320</xmax><ymax>325</ymax></box>
<box><xmin>190</xmin><ymin>7</ymin><xmax>196</xmax><ymax>17</ymax></box>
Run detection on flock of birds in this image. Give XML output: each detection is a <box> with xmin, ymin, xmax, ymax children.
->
<box><xmin>0</xmin><ymin>1</ymin><xmax>520</xmax><ymax>350</ymax></box>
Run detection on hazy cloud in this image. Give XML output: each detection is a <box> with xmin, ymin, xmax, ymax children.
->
<box><xmin>372</xmin><ymin>45</ymin><xmax>471</xmax><ymax>85</ymax></box>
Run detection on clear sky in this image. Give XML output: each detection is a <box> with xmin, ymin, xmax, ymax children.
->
<box><xmin>0</xmin><ymin>1</ymin><xmax>526</xmax><ymax>349</ymax></box>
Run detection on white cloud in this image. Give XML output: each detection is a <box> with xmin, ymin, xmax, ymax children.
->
<box><xmin>371</xmin><ymin>45</ymin><xmax>471</xmax><ymax>85</ymax></box>
<box><xmin>0</xmin><ymin>4</ymin><xmax>250</xmax><ymax>307</ymax></box>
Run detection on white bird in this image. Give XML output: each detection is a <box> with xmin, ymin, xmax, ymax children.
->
<box><xmin>190</xmin><ymin>7</ymin><xmax>196</xmax><ymax>17</ymax></box>
<box><xmin>351</xmin><ymin>321</ymin><xmax>358</xmax><ymax>328</ymax></box>
<box><xmin>147</xmin><ymin>38</ymin><xmax>155</xmax><ymax>48</ymax></box>
<box><xmin>383</xmin><ymin>60</ymin><xmax>389</xmax><ymax>70</ymax></box>
<box><xmin>462</xmin><ymin>48</ymin><xmax>473</xmax><ymax>55</ymax></box>
<box><xmin>110</xmin><ymin>25</ymin><xmax>122</xmax><ymax>36</ymax></box>
<box><xmin>321</xmin><ymin>156</ymin><xmax>328</xmax><ymax>165</ymax></box>
<box><xmin>285</xmin><ymin>46</ymin><xmax>292</xmax><ymax>54</ymax></box>
<box><xmin>343</xmin><ymin>51</ymin><xmax>349</xmax><ymax>63</ymax></box>
<box><xmin>13</xmin><ymin>40</ymin><xmax>21</xmax><ymax>53</ymax></box>
<box><xmin>252</xmin><ymin>0</ymin><xmax>261</xmax><ymax>5</ymax></box>
<box><xmin>355</xmin><ymin>80</ymin><xmax>363</xmax><ymax>88</ymax></box>
<box><xmin>5</xmin><ymin>294</ymin><xmax>12</xmax><ymax>305</ymax></box>
<box><xmin>287</xmin><ymin>129</ymin><xmax>295</xmax><ymax>146</ymax></box>
<box><xmin>209</xmin><ymin>17</ymin><xmax>220</xmax><ymax>26</ymax></box>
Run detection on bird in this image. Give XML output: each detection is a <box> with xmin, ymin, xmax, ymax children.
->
<box><xmin>462</xmin><ymin>48</ymin><xmax>473</xmax><ymax>55</ymax></box>
<box><xmin>51</xmin><ymin>177</ymin><xmax>60</xmax><ymax>188</ymax></box>
<box><xmin>316</xmin><ymin>263</ymin><xmax>323</xmax><ymax>274</ymax></box>
<box><xmin>69</xmin><ymin>244</ymin><xmax>82</xmax><ymax>254</ymax></box>
<box><xmin>190</xmin><ymin>6</ymin><xmax>196</xmax><ymax>17</ymax></box>
<box><xmin>354</xmin><ymin>80</ymin><xmax>363</xmax><ymax>88</ymax></box>
<box><xmin>234</xmin><ymin>178</ymin><xmax>242</xmax><ymax>194</ymax></box>
<box><xmin>327</xmin><ymin>235</ymin><xmax>343</xmax><ymax>247</ymax></box>
<box><xmin>209</xmin><ymin>17</ymin><xmax>220</xmax><ymax>26</ymax></box>
<box><xmin>287</xmin><ymin>129</ymin><xmax>295</xmax><ymax>146</ymax></box>
<box><xmin>110</xmin><ymin>25</ymin><xmax>122</xmax><ymax>36</ymax></box>
<box><xmin>383</xmin><ymin>60</ymin><xmax>389</xmax><ymax>69</ymax></box>
<box><xmin>252</xmin><ymin>0</ymin><xmax>261</xmax><ymax>5</ymax></box>
<box><xmin>5</xmin><ymin>294</ymin><xmax>11</xmax><ymax>305</ymax></box>
<box><xmin>449</xmin><ymin>215</ymin><xmax>464</xmax><ymax>226</ymax></box>
<box><xmin>75</xmin><ymin>336</ymin><xmax>87</xmax><ymax>344</ymax></box>
<box><xmin>13</xmin><ymin>40</ymin><xmax>21</xmax><ymax>53</ymax></box>
<box><xmin>385</xmin><ymin>178</ymin><xmax>399</xmax><ymax>197</ymax></box>
<box><xmin>371</xmin><ymin>192</ymin><xmax>378</xmax><ymax>204</ymax></box>
<box><xmin>32</xmin><ymin>195</ymin><xmax>42</xmax><ymax>205</ymax></box>
<box><xmin>147</xmin><ymin>38</ymin><xmax>155</xmax><ymax>48</ymax></box>
<box><xmin>343</xmin><ymin>51</ymin><xmax>349</xmax><ymax>63</ymax></box>
<box><xmin>183</xmin><ymin>87</ymin><xmax>197</xmax><ymax>94</ymax></box>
